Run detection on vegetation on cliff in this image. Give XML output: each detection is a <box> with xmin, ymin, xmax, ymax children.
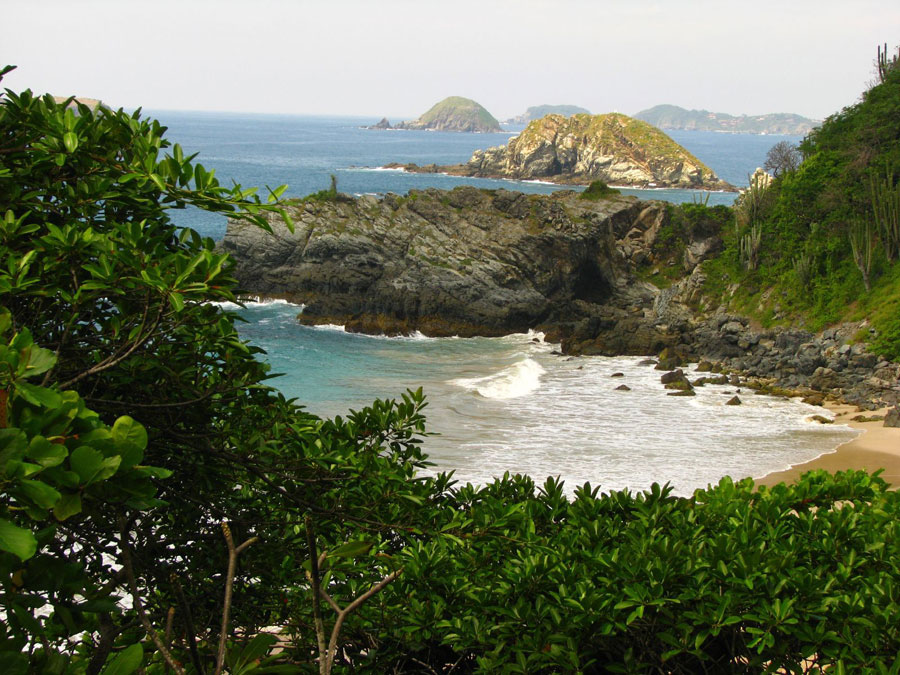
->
<box><xmin>396</xmin><ymin>96</ymin><xmax>501</xmax><ymax>133</ymax></box>
<box><xmin>634</xmin><ymin>103</ymin><xmax>818</xmax><ymax>135</ymax></box>
<box><xmin>4</xmin><ymin>61</ymin><xmax>900</xmax><ymax>673</ymax></box>
<box><xmin>672</xmin><ymin>49</ymin><xmax>900</xmax><ymax>361</ymax></box>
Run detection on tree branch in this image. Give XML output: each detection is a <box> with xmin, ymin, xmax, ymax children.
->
<box><xmin>119</xmin><ymin>519</ymin><xmax>185</xmax><ymax>675</ymax></box>
<box><xmin>214</xmin><ymin>522</ymin><xmax>259</xmax><ymax>675</ymax></box>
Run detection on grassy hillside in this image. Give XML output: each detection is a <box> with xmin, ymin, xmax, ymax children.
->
<box><xmin>686</xmin><ymin>60</ymin><xmax>900</xmax><ymax>359</ymax></box>
<box><xmin>417</xmin><ymin>96</ymin><xmax>501</xmax><ymax>131</ymax></box>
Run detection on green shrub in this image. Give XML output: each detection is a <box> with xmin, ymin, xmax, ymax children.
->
<box><xmin>580</xmin><ymin>179</ymin><xmax>620</xmax><ymax>200</ymax></box>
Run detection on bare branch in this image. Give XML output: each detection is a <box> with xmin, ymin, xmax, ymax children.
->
<box><xmin>214</xmin><ymin>522</ymin><xmax>259</xmax><ymax>675</ymax></box>
<box><xmin>119</xmin><ymin>519</ymin><xmax>186</xmax><ymax>675</ymax></box>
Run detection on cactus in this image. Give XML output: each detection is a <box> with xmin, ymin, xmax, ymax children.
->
<box><xmin>735</xmin><ymin>171</ymin><xmax>769</xmax><ymax>232</ymax></box>
<box><xmin>793</xmin><ymin>252</ymin><xmax>814</xmax><ymax>287</ymax></box>
<box><xmin>876</xmin><ymin>43</ymin><xmax>900</xmax><ymax>84</ymax></box>
<box><xmin>740</xmin><ymin>224</ymin><xmax>761</xmax><ymax>271</ymax></box>
<box><xmin>849</xmin><ymin>218</ymin><xmax>875</xmax><ymax>292</ymax></box>
<box><xmin>870</xmin><ymin>170</ymin><xmax>900</xmax><ymax>262</ymax></box>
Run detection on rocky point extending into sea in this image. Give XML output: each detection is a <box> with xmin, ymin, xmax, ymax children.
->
<box><xmin>222</xmin><ymin>186</ymin><xmax>900</xmax><ymax>412</ymax></box>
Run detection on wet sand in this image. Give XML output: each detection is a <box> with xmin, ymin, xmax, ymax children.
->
<box><xmin>756</xmin><ymin>403</ymin><xmax>900</xmax><ymax>488</ymax></box>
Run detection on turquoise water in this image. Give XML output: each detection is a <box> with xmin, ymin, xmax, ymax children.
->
<box><xmin>155</xmin><ymin>112</ymin><xmax>849</xmax><ymax>494</ymax></box>
<box><xmin>229</xmin><ymin>300</ymin><xmax>857</xmax><ymax>495</ymax></box>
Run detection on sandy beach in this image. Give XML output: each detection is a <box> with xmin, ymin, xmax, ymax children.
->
<box><xmin>756</xmin><ymin>402</ymin><xmax>900</xmax><ymax>488</ymax></box>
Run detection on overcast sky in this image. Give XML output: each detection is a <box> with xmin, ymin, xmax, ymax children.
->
<box><xmin>3</xmin><ymin>0</ymin><xmax>898</xmax><ymax>121</ymax></box>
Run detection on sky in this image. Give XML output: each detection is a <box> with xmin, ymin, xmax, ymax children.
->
<box><xmin>3</xmin><ymin>0</ymin><xmax>899</xmax><ymax>121</ymax></box>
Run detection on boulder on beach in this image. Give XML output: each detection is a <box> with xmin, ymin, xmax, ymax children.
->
<box><xmin>885</xmin><ymin>406</ymin><xmax>900</xmax><ymax>428</ymax></box>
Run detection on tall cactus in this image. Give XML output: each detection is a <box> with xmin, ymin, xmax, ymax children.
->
<box><xmin>793</xmin><ymin>252</ymin><xmax>814</xmax><ymax>288</ymax></box>
<box><xmin>735</xmin><ymin>171</ymin><xmax>769</xmax><ymax>232</ymax></box>
<box><xmin>870</xmin><ymin>170</ymin><xmax>900</xmax><ymax>262</ymax></box>
<box><xmin>740</xmin><ymin>224</ymin><xmax>761</xmax><ymax>271</ymax></box>
<box><xmin>876</xmin><ymin>43</ymin><xmax>900</xmax><ymax>84</ymax></box>
<box><xmin>849</xmin><ymin>218</ymin><xmax>875</xmax><ymax>292</ymax></box>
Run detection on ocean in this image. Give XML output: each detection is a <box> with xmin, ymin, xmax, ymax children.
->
<box><xmin>153</xmin><ymin>111</ymin><xmax>856</xmax><ymax>494</ymax></box>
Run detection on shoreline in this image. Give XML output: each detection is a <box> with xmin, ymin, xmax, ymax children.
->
<box><xmin>220</xmin><ymin>295</ymin><xmax>899</xmax><ymax>489</ymax></box>
<box><xmin>756</xmin><ymin>402</ymin><xmax>900</xmax><ymax>488</ymax></box>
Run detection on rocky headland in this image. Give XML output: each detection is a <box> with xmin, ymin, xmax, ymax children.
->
<box><xmin>222</xmin><ymin>187</ymin><xmax>899</xmax><ymax>410</ymax></box>
<box><xmin>634</xmin><ymin>104</ymin><xmax>819</xmax><ymax>135</ymax></box>
<box><xmin>392</xmin><ymin>96</ymin><xmax>502</xmax><ymax>133</ymax></box>
<box><xmin>386</xmin><ymin>113</ymin><xmax>735</xmax><ymax>191</ymax></box>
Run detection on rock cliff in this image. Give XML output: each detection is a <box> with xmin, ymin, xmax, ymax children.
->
<box><xmin>222</xmin><ymin>187</ymin><xmax>663</xmax><ymax>337</ymax></box>
<box><xmin>389</xmin><ymin>113</ymin><xmax>734</xmax><ymax>190</ymax></box>
<box><xmin>395</xmin><ymin>97</ymin><xmax>502</xmax><ymax>133</ymax></box>
<box><xmin>222</xmin><ymin>186</ymin><xmax>899</xmax><ymax>407</ymax></box>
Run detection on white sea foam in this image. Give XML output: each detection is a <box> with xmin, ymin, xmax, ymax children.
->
<box><xmin>450</xmin><ymin>358</ymin><xmax>545</xmax><ymax>399</ymax></box>
<box><xmin>350</xmin><ymin>166</ymin><xmax>407</xmax><ymax>172</ymax></box>
<box><xmin>308</xmin><ymin>323</ymin><xmax>347</xmax><ymax>332</ymax></box>
<box><xmin>209</xmin><ymin>297</ymin><xmax>301</xmax><ymax>310</ymax></box>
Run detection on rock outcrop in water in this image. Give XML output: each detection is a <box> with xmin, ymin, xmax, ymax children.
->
<box><xmin>388</xmin><ymin>113</ymin><xmax>734</xmax><ymax>190</ymax></box>
<box><xmin>394</xmin><ymin>97</ymin><xmax>502</xmax><ymax>133</ymax></box>
<box><xmin>222</xmin><ymin>187</ymin><xmax>663</xmax><ymax>337</ymax></box>
<box><xmin>222</xmin><ymin>185</ymin><xmax>900</xmax><ymax>408</ymax></box>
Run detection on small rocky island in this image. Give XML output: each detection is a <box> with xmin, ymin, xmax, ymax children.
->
<box><xmin>386</xmin><ymin>113</ymin><xmax>734</xmax><ymax>190</ymax></box>
<box><xmin>634</xmin><ymin>104</ymin><xmax>818</xmax><ymax>135</ymax></box>
<box><xmin>390</xmin><ymin>96</ymin><xmax>503</xmax><ymax>133</ymax></box>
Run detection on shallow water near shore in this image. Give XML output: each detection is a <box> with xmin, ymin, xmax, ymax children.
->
<box><xmin>235</xmin><ymin>300</ymin><xmax>859</xmax><ymax>496</ymax></box>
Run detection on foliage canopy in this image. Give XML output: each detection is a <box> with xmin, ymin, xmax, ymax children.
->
<box><xmin>2</xmin><ymin>65</ymin><xmax>900</xmax><ymax>673</ymax></box>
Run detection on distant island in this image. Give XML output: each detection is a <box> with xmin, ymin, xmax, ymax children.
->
<box><xmin>504</xmin><ymin>104</ymin><xmax>590</xmax><ymax>125</ymax></box>
<box><xmin>52</xmin><ymin>96</ymin><xmax>102</xmax><ymax>110</ymax></box>
<box><xmin>383</xmin><ymin>96</ymin><xmax>502</xmax><ymax>133</ymax></box>
<box><xmin>634</xmin><ymin>104</ymin><xmax>818</xmax><ymax>135</ymax></box>
<box><xmin>386</xmin><ymin>112</ymin><xmax>734</xmax><ymax>191</ymax></box>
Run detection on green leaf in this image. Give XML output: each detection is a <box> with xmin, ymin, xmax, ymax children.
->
<box><xmin>0</xmin><ymin>651</ymin><xmax>29</xmax><ymax>675</ymax></box>
<box><xmin>18</xmin><ymin>479</ymin><xmax>62</xmax><ymax>509</ymax></box>
<box><xmin>63</xmin><ymin>132</ymin><xmax>78</xmax><ymax>153</ymax></box>
<box><xmin>70</xmin><ymin>446</ymin><xmax>103</xmax><ymax>484</ymax></box>
<box><xmin>101</xmin><ymin>643</ymin><xmax>143</xmax><ymax>675</ymax></box>
<box><xmin>112</xmin><ymin>416</ymin><xmax>147</xmax><ymax>460</ymax></box>
<box><xmin>148</xmin><ymin>173</ymin><xmax>166</xmax><ymax>191</ymax></box>
<box><xmin>327</xmin><ymin>540</ymin><xmax>373</xmax><ymax>559</ymax></box>
<box><xmin>0</xmin><ymin>517</ymin><xmax>38</xmax><ymax>560</ymax></box>
<box><xmin>168</xmin><ymin>291</ymin><xmax>184</xmax><ymax>312</ymax></box>
<box><xmin>53</xmin><ymin>493</ymin><xmax>82</xmax><ymax>521</ymax></box>
<box><xmin>23</xmin><ymin>345</ymin><xmax>57</xmax><ymax>377</ymax></box>
<box><xmin>15</xmin><ymin>382</ymin><xmax>62</xmax><ymax>408</ymax></box>
<box><xmin>26</xmin><ymin>438</ymin><xmax>67</xmax><ymax>468</ymax></box>
<box><xmin>236</xmin><ymin>633</ymin><xmax>278</xmax><ymax>667</ymax></box>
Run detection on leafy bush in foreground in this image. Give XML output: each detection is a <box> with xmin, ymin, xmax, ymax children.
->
<box><xmin>2</xmin><ymin>67</ymin><xmax>900</xmax><ymax>673</ymax></box>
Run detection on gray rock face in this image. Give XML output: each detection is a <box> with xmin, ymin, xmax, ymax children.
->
<box><xmin>222</xmin><ymin>187</ymin><xmax>663</xmax><ymax>337</ymax></box>
<box><xmin>222</xmin><ymin>186</ymin><xmax>900</xmax><ymax>408</ymax></box>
